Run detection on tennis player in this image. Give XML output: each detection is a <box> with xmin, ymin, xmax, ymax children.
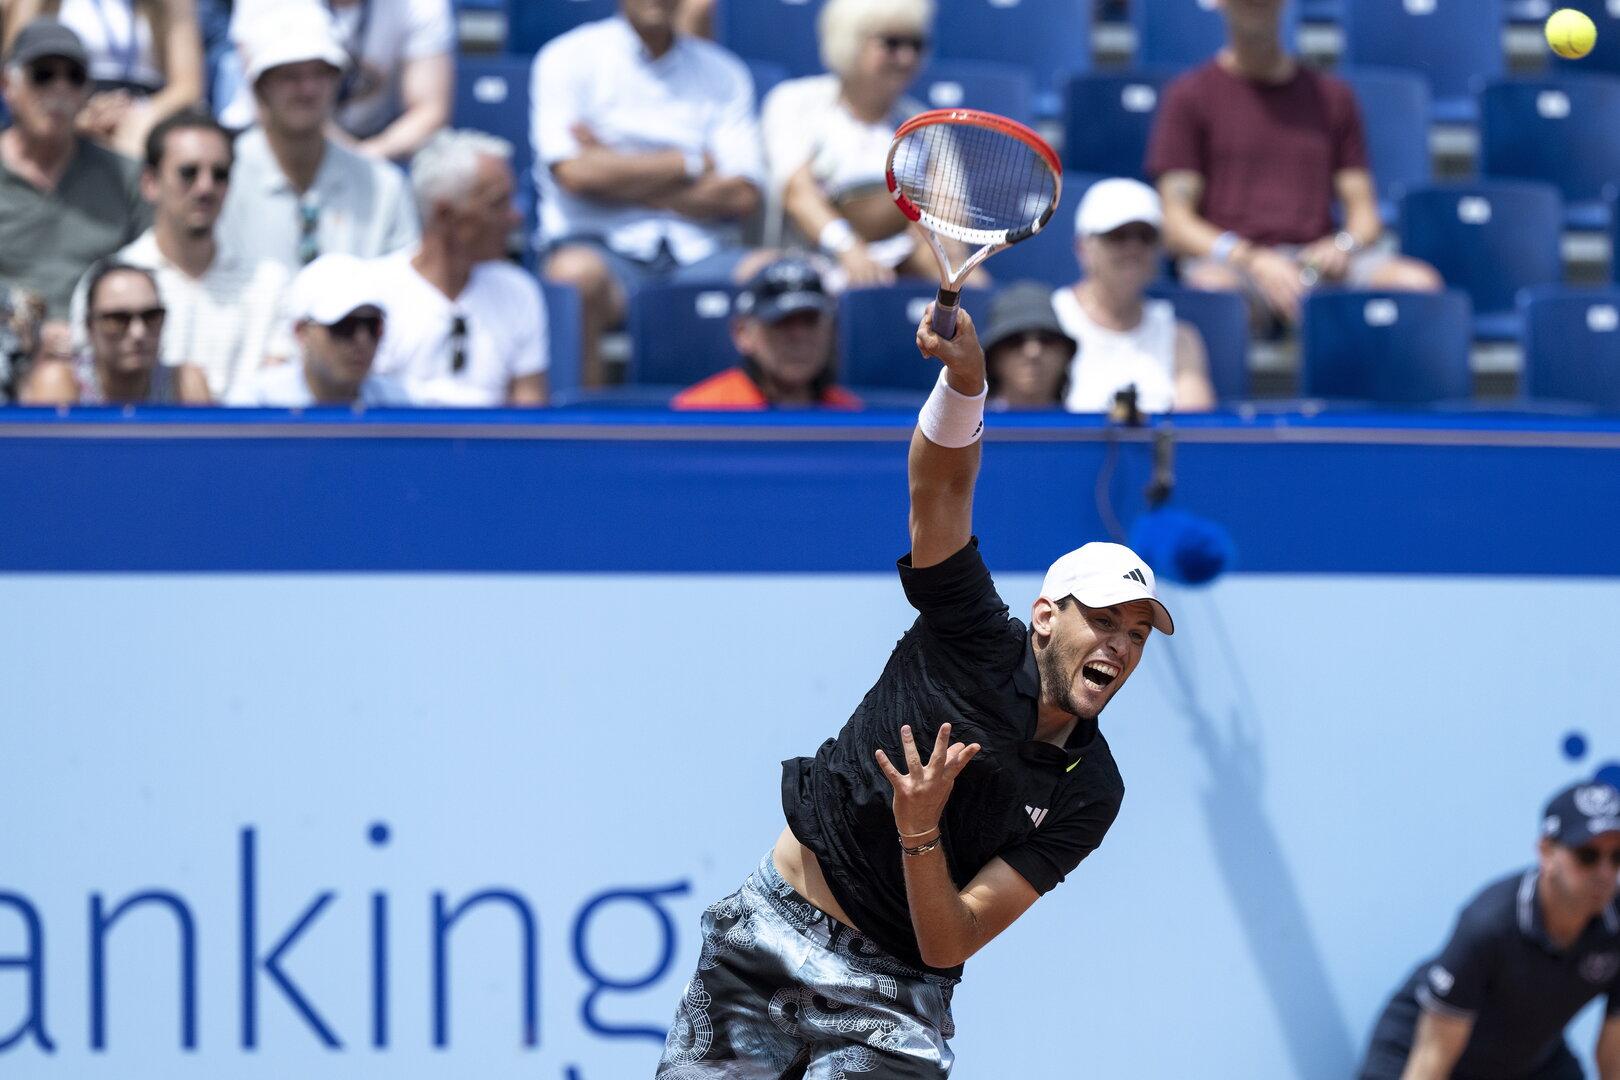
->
<box><xmin>656</xmin><ymin>306</ymin><xmax>1175</xmax><ymax>1078</ymax></box>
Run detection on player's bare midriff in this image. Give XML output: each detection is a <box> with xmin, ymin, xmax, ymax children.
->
<box><xmin>772</xmin><ymin>825</ymin><xmax>861</xmax><ymax>931</ymax></box>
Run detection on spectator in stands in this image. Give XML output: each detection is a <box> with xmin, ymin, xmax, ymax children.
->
<box><xmin>1055</xmin><ymin>179</ymin><xmax>1214</xmax><ymax>415</ymax></box>
<box><xmin>3</xmin><ymin>0</ymin><xmax>205</xmax><ymax>158</ymax></box>
<box><xmin>215</xmin><ymin>3</ymin><xmax>418</xmax><ymax>273</ymax></box>
<box><xmin>229</xmin><ymin>252</ymin><xmax>407</xmax><ymax>406</ymax></box>
<box><xmin>22</xmin><ymin>261</ymin><xmax>210</xmax><ymax>403</ymax></box>
<box><xmin>673</xmin><ymin>253</ymin><xmax>858</xmax><ymax>410</ymax></box>
<box><xmin>369</xmin><ymin>129</ymin><xmax>547</xmax><ymax>407</ymax></box>
<box><xmin>68</xmin><ymin>107</ymin><xmax>293</xmax><ymax>401</ymax></box>
<box><xmin>763</xmin><ymin>0</ymin><xmax>935</xmax><ymax>288</ymax></box>
<box><xmin>1146</xmin><ymin>0</ymin><xmax>1440</xmax><ymax>326</ymax></box>
<box><xmin>0</xmin><ymin>18</ymin><xmax>149</xmax><ymax>359</ymax></box>
<box><xmin>536</xmin><ymin>0</ymin><xmax>766</xmax><ymax>387</ymax></box>
<box><xmin>982</xmin><ymin>282</ymin><xmax>1073</xmax><ymax>411</ymax></box>
<box><xmin>220</xmin><ymin>0</ymin><xmax>454</xmax><ymax>161</ymax></box>
<box><xmin>0</xmin><ymin>284</ymin><xmax>46</xmax><ymax>402</ymax></box>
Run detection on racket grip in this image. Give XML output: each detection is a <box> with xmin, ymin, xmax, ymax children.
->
<box><xmin>930</xmin><ymin>288</ymin><xmax>960</xmax><ymax>340</ymax></box>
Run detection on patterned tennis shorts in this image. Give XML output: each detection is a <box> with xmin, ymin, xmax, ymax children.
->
<box><xmin>656</xmin><ymin>853</ymin><xmax>959</xmax><ymax>1079</ymax></box>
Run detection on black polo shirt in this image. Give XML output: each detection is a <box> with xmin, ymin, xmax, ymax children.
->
<box><xmin>781</xmin><ymin>539</ymin><xmax>1125</xmax><ymax>977</ymax></box>
<box><xmin>1360</xmin><ymin>870</ymin><xmax>1620</xmax><ymax>1080</ymax></box>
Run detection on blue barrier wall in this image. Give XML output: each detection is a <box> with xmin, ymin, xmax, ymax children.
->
<box><xmin>1</xmin><ymin>410</ymin><xmax>1617</xmax><ymax>1078</ymax></box>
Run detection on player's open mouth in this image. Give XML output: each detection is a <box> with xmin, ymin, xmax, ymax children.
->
<box><xmin>1082</xmin><ymin>661</ymin><xmax>1119</xmax><ymax>690</ymax></box>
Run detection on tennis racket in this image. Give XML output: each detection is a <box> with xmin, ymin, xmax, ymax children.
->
<box><xmin>885</xmin><ymin>108</ymin><xmax>1063</xmax><ymax>339</ymax></box>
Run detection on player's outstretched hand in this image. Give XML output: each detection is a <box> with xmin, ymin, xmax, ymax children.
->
<box><xmin>875</xmin><ymin>722</ymin><xmax>982</xmax><ymax>837</ymax></box>
<box><xmin>916</xmin><ymin>304</ymin><xmax>986</xmax><ymax>395</ymax></box>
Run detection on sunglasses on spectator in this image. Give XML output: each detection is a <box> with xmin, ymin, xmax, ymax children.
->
<box><xmin>28</xmin><ymin>61</ymin><xmax>87</xmax><ymax>89</ymax></box>
<box><xmin>91</xmin><ymin>307</ymin><xmax>166</xmax><ymax>335</ymax></box>
<box><xmin>450</xmin><ymin>315</ymin><xmax>468</xmax><ymax>372</ymax></box>
<box><xmin>1571</xmin><ymin>845</ymin><xmax>1620</xmax><ymax>869</ymax></box>
<box><xmin>176</xmin><ymin>163</ymin><xmax>231</xmax><ymax>187</ymax></box>
<box><xmin>878</xmin><ymin>34</ymin><xmax>929</xmax><ymax>53</ymax></box>
<box><xmin>327</xmin><ymin>313</ymin><xmax>383</xmax><ymax>340</ymax></box>
<box><xmin>1097</xmin><ymin>224</ymin><xmax>1160</xmax><ymax>246</ymax></box>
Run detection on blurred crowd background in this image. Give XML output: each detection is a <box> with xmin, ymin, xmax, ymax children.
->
<box><xmin>0</xmin><ymin>0</ymin><xmax>1616</xmax><ymax>416</ymax></box>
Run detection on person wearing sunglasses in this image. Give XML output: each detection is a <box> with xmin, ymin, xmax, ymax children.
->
<box><xmin>21</xmin><ymin>261</ymin><xmax>208</xmax><ymax>404</ymax></box>
<box><xmin>1359</xmin><ymin>780</ymin><xmax>1620</xmax><ymax>1080</ymax></box>
<box><xmin>761</xmin><ymin>0</ymin><xmax>943</xmax><ymax>290</ymax></box>
<box><xmin>228</xmin><ymin>253</ymin><xmax>406</xmax><ymax>408</ymax></box>
<box><xmin>65</xmin><ymin>107</ymin><xmax>296</xmax><ymax>401</ymax></box>
<box><xmin>1054</xmin><ymin>178</ymin><xmax>1213</xmax><ymax>415</ymax></box>
<box><xmin>0</xmin><ymin>18</ymin><xmax>149</xmax><ymax>362</ymax></box>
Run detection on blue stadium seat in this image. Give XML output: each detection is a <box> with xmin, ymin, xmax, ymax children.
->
<box><xmin>1479</xmin><ymin>77</ymin><xmax>1620</xmax><ymax>230</ymax></box>
<box><xmin>911</xmin><ymin>60</ymin><xmax>1037</xmax><ymax>124</ymax></box>
<box><xmin>507</xmin><ymin>0</ymin><xmax>617</xmax><ymax>55</ymax></box>
<box><xmin>1338</xmin><ymin>67</ymin><xmax>1432</xmax><ymax>227</ymax></box>
<box><xmin>627</xmin><ymin>284</ymin><xmax>742</xmax><ymax>386</ymax></box>
<box><xmin>839</xmin><ymin>284</ymin><xmax>994</xmax><ymax>392</ymax></box>
<box><xmin>933</xmin><ymin>0</ymin><xmax>1092</xmax><ymax>116</ymax></box>
<box><xmin>744</xmin><ymin>58</ymin><xmax>790</xmax><ymax>108</ymax></box>
<box><xmin>1147</xmin><ymin>286</ymin><xmax>1251</xmax><ymax>402</ymax></box>
<box><xmin>1340</xmin><ymin>0</ymin><xmax>1504</xmax><ymax>124</ymax></box>
<box><xmin>1300</xmin><ymin>290</ymin><xmax>1474</xmax><ymax>403</ymax></box>
<box><xmin>1134</xmin><ymin>0</ymin><xmax>1299</xmax><ymax>72</ymax></box>
<box><xmin>1062</xmin><ymin>70</ymin><xmax>1170</xmax><ymax>180</ymax></box>
<box><xmin>987</xmin><ymin>172</ymin><xmax>1101</xmax><ymax>287</ymax></box>
<box><xmin>715</xmin><ymin>0</ymin><xmax>826</xmax><ymax>78</ymax></box>
<box><xmin>1547</xmin><ymin>2</ymin><xmax>1620</xmax><ymax>75</ymax></box>
<box><xmin>453</xmin><ymin>54</ymin><xmax>538</xmax><ymax>252</ymax></box>
<box><xmin>1519</xmin><ymin>286</ymin><xmax>1620</xmax><ymax>410</ymax></box>
<box><xmin>1299</xmin><ymin>0</ymin><xmax>1342</xmax><ymax>21</ymax></box>
<box><xmin>1397</xmin><ymin>182</ymin><xmax>1563</xmax><ymax>341</ymax></box>
<box><xmin>541</xmin><ymin>281</ymin><xmax>584</xmax><ymax>396</ymax></box>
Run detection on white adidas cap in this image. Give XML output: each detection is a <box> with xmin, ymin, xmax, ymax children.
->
<box><xmin>1075</xmin><ymin>177</ymin><xmax>1163</xmax><ymax>236</ymax></box>
<box><xmin>1039</xmin><ymin>542</ymin><xmax>1175</xmax><ymax>635</ymax></box>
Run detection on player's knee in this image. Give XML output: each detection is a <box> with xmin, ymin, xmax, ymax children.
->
<box><xmin>545</xmin><ymin>246</ymin><xmax>611</xmax><ymax>296</ymax></box>
<box><xmin>1373</xmin><ymin>257</ymin><xmax>1444</xmax><ymax>293</ymax></box>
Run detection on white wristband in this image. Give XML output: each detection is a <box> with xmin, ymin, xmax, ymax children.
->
<box><xmin>1210</xmin><ymin>231</ymin><xmax>1242</xmax><ymax>264</ymax></box>
<box><xmin>818</xmin><ymin>217</ymin><xmax>857</xmax><ymax>255</ymax></box>
<box><xmin>918</xmin><ymin>368</ymin><xmax>987</xmax><ymax>448</ymax></box>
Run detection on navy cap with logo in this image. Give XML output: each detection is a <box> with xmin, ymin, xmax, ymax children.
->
<box><xmin>1542</xmin><ymin>780</ymin><xmax>1620</xmax><ymax>846</ymax></box>
<box><xmin>734</xmin><ymin>255</ymin><xmax>834</xmax><ymax>324</ymax></box>
<box><xmin>6</xmin><ymin>17</ymin><xmax>89</xmax><ymax>69</ymax></box>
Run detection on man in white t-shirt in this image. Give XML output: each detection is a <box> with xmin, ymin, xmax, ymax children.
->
<box><xmin>220</xmin><ymin>0</ymin><xmax>455</xmax><ymax>161</ymax></box>
<box><xmin>69</xmin><ymin>108</ymin><xmax>294</xmax><ymax>401</ymax></box>
<box><xmin>534</xmin><ymin>0</ymin><xmax>765</xmax><ymax>386</ymax></box>
<box><xmin>369</xmin><ymin>129</ymin><xmax>547</xmax><ymax>407</ymax></box>
<box><xmin>229</xmin><ymin>252</ymin><xmax>408</xmax><ymax>407</ymax></box>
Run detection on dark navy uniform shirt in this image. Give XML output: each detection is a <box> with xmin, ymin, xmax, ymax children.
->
<box><xmin>1361</xmin><ymin>869</ymin><xmax>1620</xmax><ymax>1080</ymax></box>
<box><xmin>781</xmin><ymin>539</ymin><xmax>1126</xmax><ymax>977</ymax></box>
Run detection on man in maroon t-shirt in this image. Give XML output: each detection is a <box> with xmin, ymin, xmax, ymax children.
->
<box><xmin>1145</xmin><ymin>0</ymin><xmax>1440</xmax><ymax>325</ymax></box>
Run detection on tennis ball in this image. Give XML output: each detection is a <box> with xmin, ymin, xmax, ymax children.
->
<box><xmin>1547</xmin><ymin>8</ymin><xmax>1597</xmax><ymax>60</ymax></box>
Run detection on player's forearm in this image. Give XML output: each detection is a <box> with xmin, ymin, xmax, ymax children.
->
<box><xmin>550</xmin><ymin>148</ymin><xmax>690</xmax><ymax>202</ymax></box>
<box><xmin>898</xmin><ymin>841</ymin><xmax>983</xmax><ymax>969</ymax></box>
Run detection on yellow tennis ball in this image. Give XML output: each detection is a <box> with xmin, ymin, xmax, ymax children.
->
<box><xmin>1547</xmin><ymin>8</ymin><xmax>1597</xmax><ymax>60</ymax></box>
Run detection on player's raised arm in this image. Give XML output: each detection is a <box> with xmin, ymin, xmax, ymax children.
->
<box><xmin>908</xmin><ymin>305</ymin><xmax>988</xmax><ymax>569</ymax></box>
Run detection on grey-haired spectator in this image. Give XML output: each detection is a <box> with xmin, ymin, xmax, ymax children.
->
<box><xmin>763</xmin><ymin>0</ymin><xmax>937</xmax><ymax>288</ymax></box>
<box><xmin>219</xmin><ymin>0</ymin><xmax>454</xmax><ymax>161</ymax></box>
<box><xmin>229</xmin><ymin>253</ymin><xmax>407</xmax><ymax>406</ymax></box>
<box><xmin>981</xmin><ymin>282</ymin><xmax>1074</xmax><ymax>411</ymax></box>
<box><xmin>215</xmin><ymin>2</ymin><xmax>417</xmax><ymax>274</ymax></box>
<box><xmin>368</xmin><ymin>129</ymin><xmax>547</xmax><ymax>407</ymax></box>
<box><xmin>1358</xmin><ymin>780</ymin><xmax>1620</xmax><ymax>1080</ymax></box>
<box><xmin>535</xmin><ymin>0</ymin><xmax>766</xmax><ymax>386</ymax></box>
<box><xmin>4</xmin><ymin>0</ymin><xmax>205</xmax><ymax>159</ymax></box>
<box><xmin>22</xmin><ymin>261</ymin><xmax>209</xmax><ymax>404</ymax></box>
<box><xmin>68</xmin><ymin>107</ymin><xmax>294</xmax><ymax>400</ymax></box>
<box><xmin>1054</xmin><ymin>179</ymin><xmax>1213</xmax><ymax>415</ymax></box>
<box><xmin>0</xmin><ymin>18</ymin><xmax>149</xmax><ymax>360</ymax></box>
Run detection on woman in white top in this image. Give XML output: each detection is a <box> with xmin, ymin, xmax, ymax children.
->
<box><xmin>762</xmin><ymin>0</ymin><xmax>941</xmax><ymax>287</ymax></box>
<box><xmin>1053</xmin><ymin>177</ymin><xmax>1216</xmax><ymax>415</ymax></box>
<box><xmin>3</xmin><ymin>0</ymin><xmax>204</xmax><ymax>158</ymax></box>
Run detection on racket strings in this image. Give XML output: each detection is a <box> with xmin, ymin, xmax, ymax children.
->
<box><xmin>892</xmin><ymin>123</ymin><xmax>1058</xmax><ymax>236</ymax></box>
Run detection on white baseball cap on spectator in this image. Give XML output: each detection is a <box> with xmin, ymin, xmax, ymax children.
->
<box><xmin>1075</xmin><ymin>178</ymin><xmax>1163</xmax><ymax>237</ymax></box>
<box><xmin>240</xmin><ymin>2</ymin><xmax>347</xmax><ymax>85</ymax></box>
<box><xmin>288</xmin><ymin>254</ymin><xmax>386</xmax><ymax>326</ymax></box>
<box><xmin>1039</xmin><ymin>541</ymin><xmax>1175</xmax><ymax>634</ymax></box>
